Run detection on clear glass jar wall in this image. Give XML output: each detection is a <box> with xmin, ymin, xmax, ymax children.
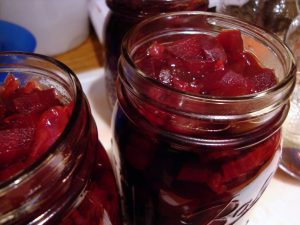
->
<box><xmin>0</xmin><ymin>53</ymin><xmax>121</xmax><ymax>225</ymax></box>
<box><xmin>104</xmin><ymin>0</ymin><xmax>209</xmax><ymax>108</ymax></box>
<box><xmin>112</xmin><ymin>12</ymin><xmax>296</xmax><ymax>225</ymax></box>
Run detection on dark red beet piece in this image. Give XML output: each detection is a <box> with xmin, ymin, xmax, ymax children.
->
<box><xmin>216</xmin><ymin>30</ymin><xmax>244</xmax><ymax>57</ymax></box>
<box><xmin>0</xmin><ymin>127</ymin><xmax>35</xmax><ymax>166</ymax></box>
<box><xmin>22</xmin><ymin>81</ymin><xmax>38</xmax><ymax>94</ymax></box>
<box><xmin>222</xmin><ymin>132</ymin><xmax>280</xmax><ymax>182</ymax></box>
<box><xmin>2</xmin><ymin>113</ymin><xmax>39</xmax><ymax>129</ymax></box>
<box><xmin>29</xmin><ymin>105</ymin><xmax>71</xmax><ymax>162</ymax></box>
<box><xmin>12</xmin><ymin>89</ymin><xmax>61</xmax><ymax>114</ymax></box>
<box><xmin>167</xmin><ymin>34</ymin><xmax>227</xmax><ymax>63</ymax></box>
<box><xmin>205</xmin><ymin>69</ymin><xmax>253</xmax><ymax>96</ymax></box>
<box><xmin>249</xmin><ymin>68</ymin><xmax>277</xmax><ymax>93</ymax></box>
<box><xmin>2</xmin><ymin>73</ymin><xmax>20</xmax><ymax>99</ymax></box>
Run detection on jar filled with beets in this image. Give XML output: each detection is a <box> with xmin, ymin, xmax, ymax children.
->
<box><xmin>112</xmin><ymin>12</ymin><xmax>296</xmax><ymax>225</ymax></box>
<box><xmin>0</xmin><ymin>52</ymin><xmax>121</xmax><ymax>225</ymax></box>
<box><xmin>104</xmin><ymin>0</ymin><xmax>209</xmax><ymax>108</ymax></box>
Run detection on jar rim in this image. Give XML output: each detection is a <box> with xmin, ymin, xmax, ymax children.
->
<box><xmin>0</xmin><ymin>51</ymin><xmax>82</xmax><ymax>190</ymax></box>
<box><xmin>121</xmin><ymin>11</ymin><xmax>296</xmax><ymax>102</ymax></box>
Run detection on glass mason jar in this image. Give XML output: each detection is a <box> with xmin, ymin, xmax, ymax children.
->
<box><xmin>104</xmin><ymin>0</ymin><xmax>209</xmax><ymax>108</ymax></box>
<box><xmin>0</xmin><ymin>52</ymin><xmax>121</xmax><ymax>225</ymax></box>
<box><xmin>219</xmin><ymin>0</ymin><xmax>298</xmax><ymax>39</ymax></box>
<box><xmin>111</xmin><ymin>12</ymin><xmax>296</xmax><ymax>225</ymax></box>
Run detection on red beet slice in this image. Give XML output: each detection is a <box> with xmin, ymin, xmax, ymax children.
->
<box><xmin>2</xmin><ymin>113</ymin><xmax>39</xmax><ymax>129</ymax></box>
<box><xmin>12</xmin><ymin>89</ymin><xmax>61</xmax><ymax>114</ymax></box>
<box><xmin>2</xmin><ymin>73</ymin><xmax>20</xmax><ymax>99</ymax></box>
<box><xmin>222</xmin><ymin>132</ymin><xmax>280</xmax><ymax>182</ymax></box>
<box><xmin>249</xmin><ymin>68</ymin><xmax>277</xmax><ymax>93</ymax></box>
<box><xmin>217</xmin><ymin>30</ymin><xmax>244</xmax><ymax>57</ymax></box>
<box><xmin>29</xmin><ymin>105</ymin><xmax>70</xmax><ymax>161</ymax></box>
<box><xmin>0</xmin><ymin>127</ymin><xmax>35</xmax><ymax>165</ymax></box>
<box><xmin>208</xmin><ymin>69</ymin><xmax>253</xmax><ymax>96</ymax></box>
<box><xmin>167</xmin><ymin>34</ymin><xmax>227</xmax><ymax>63</ymax></box>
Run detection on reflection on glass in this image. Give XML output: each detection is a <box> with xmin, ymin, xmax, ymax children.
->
<box><xmin>219</xmin><ymin>0</ymin><xmax>298</xmax><ymax>38</ymax></box>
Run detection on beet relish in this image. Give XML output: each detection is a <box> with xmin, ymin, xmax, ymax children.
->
<box><xmin>0</xmin><ymin>53</ymin><xmax>121</xmax><ymax>225</ymax></box>
<box><xmin>112</xmin><ymin>12</ymin><xmax>296</xmax><ymax>225</ymax></box>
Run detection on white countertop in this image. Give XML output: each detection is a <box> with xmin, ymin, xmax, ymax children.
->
<box><xmin>78</xmin><ymin>68</ymin><xmax>300</xmax><ymax>225</ymax></box>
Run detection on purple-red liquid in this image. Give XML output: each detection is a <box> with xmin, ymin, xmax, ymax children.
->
<box><xmin>113</xmin><ymin>30</ymin><xmax>282</xmax><ymax>224</ymax></box>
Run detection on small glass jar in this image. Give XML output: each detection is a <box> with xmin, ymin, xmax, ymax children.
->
<box><xmin>0</xmin><ymin>52</ymin><xmax>121</xmax><ymax>225</ymax></box>
<box><xmin>219</xmin><ymin>0</ymin><xmax>298</xmax><ymax>39</ymax></box>
<box><xmin>104</xmin><ymin>0</ymin><xmax>209</xmax><ymax>108</ymax></box>
<box><xmin>112</xmin><ymin>12</ymin><xmax>296</xmax><ymax>225</ymax></box>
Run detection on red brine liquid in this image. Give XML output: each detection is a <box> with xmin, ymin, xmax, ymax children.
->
<box><xmin>113</xmin><ymin>29</ymin><xmax>283</xmax><ymax>224</ymax></box>
<box><xmin>0</xmin><ymin>74</ymin><xmax>120</xmax><ymax>225</ymax></box>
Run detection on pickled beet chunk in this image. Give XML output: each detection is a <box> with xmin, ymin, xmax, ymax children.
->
<box><xmin>1</xmin><ymin>73</ymin><xmax>20</xmax><ymax>99</ymax></box>
<box><xmin>12</xmin><ymin>89</ymin><xmax>61</xmax><ymax>114</ymax></box>
<box><xmin>216</xmin><ymin>30</ymin><xmax>244</xmax><ymax>57</ymax></box>
<box><xmin>0</xmin><ymin>127</ymin><xmax>35</xmax><ymax>166</ymax></box>
<box><xmin>167</xmin><ymin>34</ymin><xmax>227</xmax><ymax>63</ymax></box>
<box><xmin>1</xmin><ymin>113</ymin><xmax>39</xmax><ymax>130</ymax></box>
<box><xmin>29</xmin><ymin>105</ymin><xmax>72</xmax><ymax>162</ymax></box>
<box><xmin>242</xmin><ymin>53</ymin><xmax>278</xmax><ymax>93</ymax></box>
<box><xmin>203</xmin><ymin>69</ymin><xmax>253</xmax><ymax>96</ymax></box>
<box><xmin>222</xmin><ymin>132</ymin><xmax>280</xmax><ymax>182</ymax></box>
<box><xmin>251</xmin><ymin>68</ymin><xmax>277</xmax><ymax>93</ymax></box>
<box><xmin>176</xmin><ymin>133</ymin><xmax>280</xmax><ymax>194</ymax></box>
<box><xmin>166</xmin><ymin>34</ymin><xmax>227</xmax><ymax>87</ymax></box>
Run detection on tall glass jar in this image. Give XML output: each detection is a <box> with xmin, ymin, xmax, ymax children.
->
<box><xmin>219</xmin><ymin>0</ymin><xmax>298</xmax><ymax>39</ymax></box>
<box><xmin>104</xmin><ymin>0</ymin><xmax>209</xmax><ymax>108</ymax></box>
<box><xmin>111</xmin><ymin>12</ymin><xmax>296</xmax><ymax>225</ymax></box>
<box><xmin>0</xmin><ymin>52</ymin><xmax>121</xmax><ymax>225</ymax></box>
